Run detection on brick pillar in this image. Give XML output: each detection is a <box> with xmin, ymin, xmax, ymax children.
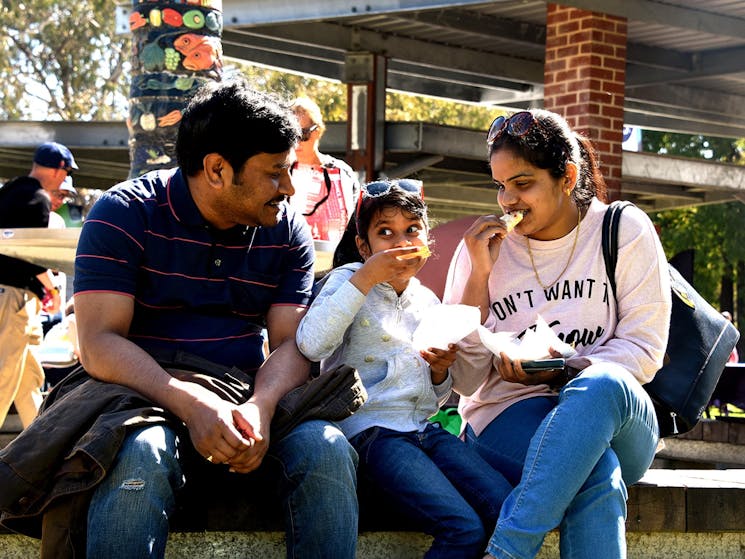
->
<box><xmin>544</xmin><ymin>4</ymin><xmax>627</xmax><ymax>202</ymax></box>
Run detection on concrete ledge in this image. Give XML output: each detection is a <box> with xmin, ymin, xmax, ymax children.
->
<box><xmin>4</xmin><ymin>530</ymin><xmax>745</xmax><ymax>559</ymax></box>
<box><xmin>627</xmin><ymin>469</ymin><xmax>745</xmax><ymax>533</ymax></box>
<box><xmin>4</xmin><ymin>411</ymin><xmax>745</xmax><ymax>558</ymax></box>
<box><xmin>656</xmin><ymin>419</ymin><xmax>745</xmax><ymax>466</ymax></box>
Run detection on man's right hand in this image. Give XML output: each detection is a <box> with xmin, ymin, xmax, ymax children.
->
<box><xmin>182</xmin><ymin>386</ymin><xmax>254</xmax><ymax>466</ymax></box>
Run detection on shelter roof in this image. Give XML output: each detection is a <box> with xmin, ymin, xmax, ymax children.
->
<box><xmin>3</xmin><ymin>1</ymin><xmax>745</xmax><ymax>215</ymax></box>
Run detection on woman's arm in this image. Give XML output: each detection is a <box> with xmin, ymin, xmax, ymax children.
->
<box><xmin>588</xmin><ymin>206</ymin><xmax>672</xmax><ymax>383</ymax></box>
<box><xmin>444</xmin><ymin>215</ymin><xmax>508</xmax><ymax>323</ymax></box>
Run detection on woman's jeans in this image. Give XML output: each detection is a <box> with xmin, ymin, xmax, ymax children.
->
<box><xmin>352</xmin><ymin>422</ymin><xmax>512</xmax><ymax>559</ymax></box>
<box><xmin>465</xmin><ymin>365</ymin><xmax>659</xmax><ymax>559</ymax></box>
<box><xmin>86</xmin><ymin>419</ymin><xmax>359</xmax><ymax>559</ymax></box>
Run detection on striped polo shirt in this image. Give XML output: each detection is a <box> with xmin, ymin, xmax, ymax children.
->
<box><xmin>74</xmin><ymin>167</ymin><xmax>315</xmax><ymax>374</ymax></box>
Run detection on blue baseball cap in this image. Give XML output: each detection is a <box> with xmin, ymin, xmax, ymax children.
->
<box><xmin>33</xmin><ymin>142</ymin><xmax>78</xmax><ymax>172</ymax></box>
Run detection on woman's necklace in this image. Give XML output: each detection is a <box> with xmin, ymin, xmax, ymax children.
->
<box><xmin>526</xmin><ymin>208</ymin><xmax>581</xmax><ymax>289</ymax></box>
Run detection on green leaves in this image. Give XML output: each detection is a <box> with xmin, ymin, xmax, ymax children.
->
<box><xmin>0</xmin><ymin>0</ymin><xmax>130</xmax><ymax>120</ymax></box>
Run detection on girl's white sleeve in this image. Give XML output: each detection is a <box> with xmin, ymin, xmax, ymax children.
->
<box><xmin>296</xmin><ymin>269</ymin><xmax>366</xmax><ymax>361</ymax></box>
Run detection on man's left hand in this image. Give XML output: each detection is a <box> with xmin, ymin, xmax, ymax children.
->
<box><xmin>226</xmin><ymin>400</ymin><xmax>271</xmax><ymax>473</ymax></box>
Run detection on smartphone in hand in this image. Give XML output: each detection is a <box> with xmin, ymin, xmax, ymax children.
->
<box><xmin>520</xmin><ymin>358</ymin><xmax>566</xmax><ymax>374</ymax></box>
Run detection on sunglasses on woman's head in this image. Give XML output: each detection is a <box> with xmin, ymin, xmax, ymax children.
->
<box><xmin>486</xmin><ymin>111</ymin><xmax>544</xmax><ymax>146</ymax></box>
<box><xmin>300</xmin><ymin>124</ymin><xmax>319</xmax><ymax>142</ymax></box>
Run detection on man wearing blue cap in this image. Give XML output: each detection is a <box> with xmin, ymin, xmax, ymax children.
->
<box><xmin>0</xmin><ymin>142</ymin><xmax>75</xmax><ymax>430</ymax></box>
<box><xmin>0</xmin><ymin>142</ymin><xmax>78</xmax><ymax>227</ymax></box>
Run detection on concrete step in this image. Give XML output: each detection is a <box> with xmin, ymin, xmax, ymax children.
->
<box><xmin>3</xmin><ymin>529</ymin><xmax>745</xmax><ymax>559</ymax></box>
<box><xmin>2</xmin><ymin>470</ymin><xmax>745</xmax><ymax>558</ymax></box>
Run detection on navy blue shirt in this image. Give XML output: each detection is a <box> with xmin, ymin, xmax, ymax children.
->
<box><xmin>0</xmin><ymin>175</ymin><xmax>50</xmax><ymax>293</ymax></box>
<box><xmin>74</xmin><ymin>168</ymin><xmax>315</xmax><ymax>374</ymax></box>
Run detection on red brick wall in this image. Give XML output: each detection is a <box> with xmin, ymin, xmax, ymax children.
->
<box><xmin>544</xmin><ymin>4</ymin><xmax>627</xmax><ymax>202</ymax></box>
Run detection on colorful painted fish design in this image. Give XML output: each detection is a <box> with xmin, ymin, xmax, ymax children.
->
<box><xmin>173</xmin><ymin>33</ymin><xmax>222</xmax><ymax>71</ymax></box>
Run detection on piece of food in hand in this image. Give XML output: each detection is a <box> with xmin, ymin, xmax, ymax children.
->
<box><xmin>500</xmin><ymin>210</ymin><xmax>524</xmax><ymax>232</ymax></box>
<box><xmin>397</xmin><ymin>245</ymin><xmax>432</xmax><ymax>260</ymax></box>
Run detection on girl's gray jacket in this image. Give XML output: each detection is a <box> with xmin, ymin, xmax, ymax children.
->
<box><xmin>296</xmin><ymin>263</ymin><xmax>452</xmax><ymax>439</ymax></box>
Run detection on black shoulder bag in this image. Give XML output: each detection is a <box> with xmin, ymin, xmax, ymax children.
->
<box><xmin>602</xmin><ymin>201</ymin><xmax>739</xmax><ymax>437</ymax></box>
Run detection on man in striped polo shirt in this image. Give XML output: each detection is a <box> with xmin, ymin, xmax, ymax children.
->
<box><xmin>0</xmin><ymin>80</ymin><xmax>358</xmax><ymax>558</ymax></box>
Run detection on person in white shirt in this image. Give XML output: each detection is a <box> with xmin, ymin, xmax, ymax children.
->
<box><xmin>443</xmin><ymin>109</ymin><xmax>671</xmax><ymax>559</ymax></box>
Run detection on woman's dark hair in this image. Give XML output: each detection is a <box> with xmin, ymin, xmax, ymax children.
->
<box><xmin>332</xmin><ymin>182</ymin><xmax>429</xmax><ymax>267</ymax></box>
<box><xmin>487</xmin><ymin>109</ymin><xmax>606</xmax><ymax>208</ymax></box>
<box><xmin>177</xmin><ymin>79</ymin><xmax>301</xmax><ymax>177</ymax></box>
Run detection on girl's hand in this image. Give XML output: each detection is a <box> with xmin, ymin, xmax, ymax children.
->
<box><xmin>351</xmin><ymin>246</ymin><xmax>425</xmax><ymax>294</ymax></box>
<box><xmin>462</xmin><ymin>215</ymin><xmax>508</xmax><ymax>274</ymax></box>
<box><xmin>422</xmin><ymin>343</ymin><xmax>459</xmax><ymax>384</ymax></box>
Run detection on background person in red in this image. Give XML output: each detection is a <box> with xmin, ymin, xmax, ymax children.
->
<box><xmin>289</xmin><ymin>97</ymin><xmax>359</xmax><ymax>245</ymax></box>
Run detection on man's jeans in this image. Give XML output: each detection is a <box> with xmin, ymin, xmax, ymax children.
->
<box><xmin>465</xmin><ymin>365</ymin><xmax>658</xmax><ymax>559</ymax></box>
<box><xmin>352</xmin><ymin>422</ymin><xmax>512</xmax><ymax>559</ymax></box>
<box><xmin>87</xmin><ymin>419</ymin><xmax>359</xmax><ymax>559</ymax></box>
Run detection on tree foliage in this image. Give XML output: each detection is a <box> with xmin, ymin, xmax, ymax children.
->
<box><xmin>653</xmin><ymin>203</ymin><xmax>745</xmax><ymax>301</ymax></box>
<box><xmin>0</xmin><ymin>0</ymin><xmax>130</xmax><ymax>120</ymax></box>
<box><xmin>239</xmin><ymin>65</ymin><xmax>348</xmax><ymax>121</ymax></box>
<box><xmin>238</xmin><ymin>64</ymin><xmax>495</xmax><ymax>129</ymax></box>
<box><xmin>643</xmin><ymin>130</ymin><xmax>744</xmax><ymax>163</ymax></box>
<box><xmin>644</xmin><ymin>130</ymin><xmax>745</xmax><ymax>323</ymax></box>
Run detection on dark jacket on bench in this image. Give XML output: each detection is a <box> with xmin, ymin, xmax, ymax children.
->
<box><xmin>0</xmin><ymin>348</ymin><xmax>260</xmax><ymax>558</ymax></box>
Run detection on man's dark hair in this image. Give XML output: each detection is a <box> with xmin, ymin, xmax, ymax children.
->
<box><xmin>177</xmin><ymin>79</ymin><xmax>301</xmax><ymax>176</ymax></box>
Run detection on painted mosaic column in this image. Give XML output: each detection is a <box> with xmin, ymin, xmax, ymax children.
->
<box><xmin>128</xmin><ymin>0</ymin><xmax>223</xmax><ymax>177</ymax></box>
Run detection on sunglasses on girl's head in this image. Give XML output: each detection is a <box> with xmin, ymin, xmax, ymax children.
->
<box><xmin>486</xmin><ymin>111</ymin><xmax>544</xmax><ymax>146</ymax></box>
<box><xmin>300</xmin><ymin>124</ymin><xmax>319</xmax><ymax>142</ymax></box>
<box><xmin>362</xmin><ymin>178</ymin><xmax>423</xmax><ymax>198</ymax></box>
<box><xmin>355</xmin><ymin>179</ymin><xmax>424</xmax><ymax>232</ymax></box>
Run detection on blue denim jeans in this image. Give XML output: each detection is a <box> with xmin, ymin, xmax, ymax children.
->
<box><xmin>465</xmin><ymin>365</ymin><xmax>658</xmax><ymax>559</ymax></box>
<box><xmin>87</xmin><ymin>419</ymin><xmax>359</xmax><ymax>559</ymax></box>
<box><xmin>352</xmin><ymin>422</ymin><xmax>512</xmax><ymax>559</ymax></box>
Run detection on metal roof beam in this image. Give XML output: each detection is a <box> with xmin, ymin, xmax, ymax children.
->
<box><xmin>627</xmin><ymin>46</ymin><xmax>745</xmax><ymax>87</ymax></box>
<box><xmin>388</xmin><ymin>60</ymin><xmax>533</xmax><ymax>92</ymax></box>
<box><xmin>400</xmin><ymin>8</ymin><xmax>546</xmax><ymax>46</ymax></box>
<box><xmin>626</xmin><ymin>84</ymin><xmax>745</xmax><ymax>120</ymax></box>
<box><xmin>625</xmin><ymin>43</ymin><xmax>691</xmax><ymax>73</ymax></box>
<box><xmin>235</xmin><ymin>23</ymin><xmax>543</xmax><ymax>84</ymax></box>
<box><xmin>556</xmin><ymin>0</ymin><xmax>745</xmax><ymax>39</ymax></box>
<box><xmin>623</xmin><ymin>152</ymin><xmax>745</xmax><ymax>193</ymax></box>
<box><xmin>0</xmin><ymin>121</ymin><xmax>128</xmax><ymax>148</ymax></box>
<box><xmin>222</xmin><ymin>31</ymin><xmax>346</xmax><ymax>80</ymax></box>
<box><xmin>623</xmin><ymin>110</ymin><xmax>745</xmax><ymax>139</ymax></box>
<box><xmin>222</xmin><ymin>0</ymin><xmax>499</xmax><ymax>26</ymax></box>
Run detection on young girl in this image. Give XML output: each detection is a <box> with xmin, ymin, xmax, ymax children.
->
<box><xmin>296</xmin><ymin>180</ymin><xmax>512</xmax><ymax>559</ymax></box>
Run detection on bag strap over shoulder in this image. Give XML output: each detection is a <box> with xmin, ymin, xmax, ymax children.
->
<box><xmin>601</xmin><ymin>200</ymin><xmax>634</xmax><ymax>300</ymax></box>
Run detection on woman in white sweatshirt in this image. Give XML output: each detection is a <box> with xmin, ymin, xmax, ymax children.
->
<box><xmin>443</xmin><ymin>109</ymin><xmax>671</xmax><ymax>559</ymax></box>
<box><xmin>297</xmin><ymin>180</ymin><xmax>512</xmax><ymax>558</ymax></box>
